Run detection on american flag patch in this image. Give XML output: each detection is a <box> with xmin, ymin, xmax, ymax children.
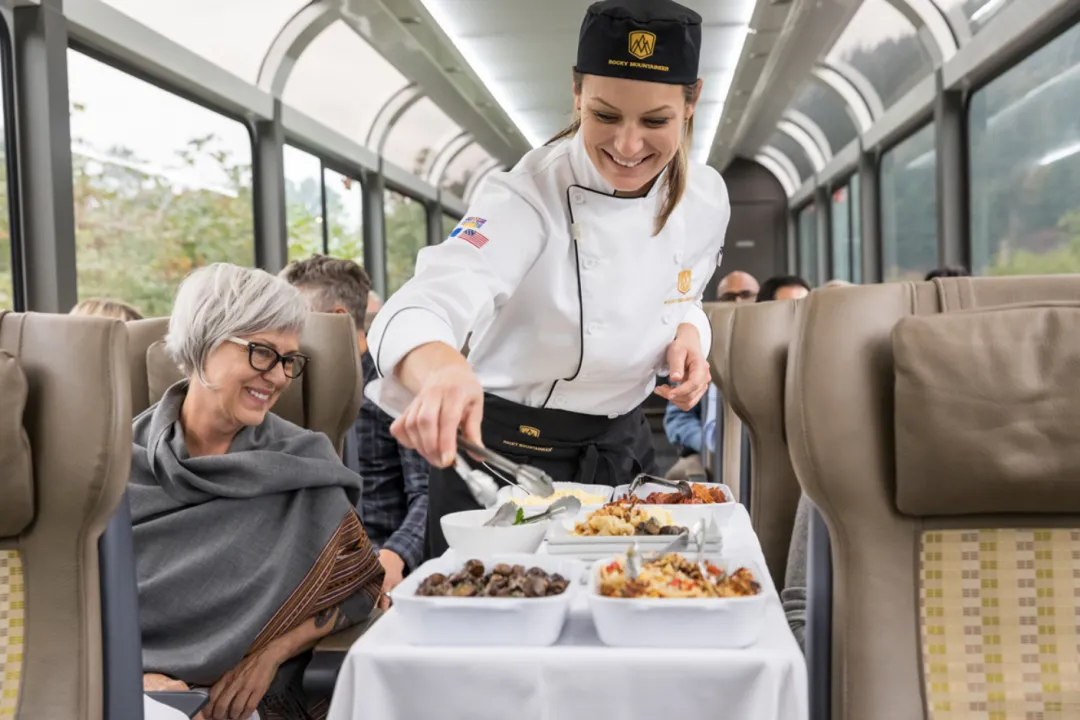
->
<box><xmin>458</xmin><ymin>228</ymin><xmax>489</xmax><ymax>248</ymax></box>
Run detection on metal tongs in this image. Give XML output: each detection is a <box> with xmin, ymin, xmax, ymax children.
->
<box><xmin>625</xmin><ymin>529</ymin><xmax>690</xmax><ymax>580</ymax></box>
<box><xmin>628</xmin><ymin>473</ymin><xmax>693</xmax><ymax>499</ymax></box>
<box><xmin>364</xmin><ymin>378</ymin><xmax>555</xmax><ymax>505</ymax></box>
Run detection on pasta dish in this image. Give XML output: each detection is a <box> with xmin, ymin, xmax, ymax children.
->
<box><xmin>598</xmin><ymin>553</ymin><xmax>761</xmax><ymax>599</ymax></box>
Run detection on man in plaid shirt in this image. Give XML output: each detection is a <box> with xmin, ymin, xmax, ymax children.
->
<box><xmin>282</xmin><ymin>256</ymin><xmax>429</xmax><ymax>598</ymax></box>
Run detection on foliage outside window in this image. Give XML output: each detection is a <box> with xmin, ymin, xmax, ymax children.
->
<box><xmin>880</xmin><ymin>123</ymin><xmax>937</xmax><ymax>282</ymax></box>
<box><xmin>831</xmin><ymin>184</ymin><xmax>851</xmax><ymax>282</ymax></box>
<box><xmin>798</xmin><ymin>204</ymin><xmax>817</xmax><ymax>285</ymax></box>
<box><xmin>284</xmin><ymin>144</ymin><xmax>323</xmax><ymax>262</ymax></box>
<box><xmin>324</xmin><ymin>168</ymin><xmax>363</xmax><ymax>262</ymax></box>
<box><xmin>385</xmin><ymin>189</ymin><xmax>428</xmax><ymax>295</ymax></box>
<box><xmin>969</xmin><ymin>22</ymin><xmax>1080</xmax><ymax>276</ymax></box>
<box><xmin>441</xmin><ymin>213</ymin><xmax>459</xmax><ymax>243</ymax></box>
<box><xmin>69</xmin><ymin>51</ymin><xmax>253</xmax><ymax>318</ymax></box>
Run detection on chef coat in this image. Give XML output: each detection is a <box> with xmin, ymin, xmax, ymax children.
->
<box><xmin>368</xmin><ymin>130</ymin><xmax>729</xmax><ymax>418</ymax></box>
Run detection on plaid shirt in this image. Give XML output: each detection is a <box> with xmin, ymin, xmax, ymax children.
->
<box><xmin>352</xmin><ymin>351</ymin><xmax>429</xmax><ymax>571</ymax></box>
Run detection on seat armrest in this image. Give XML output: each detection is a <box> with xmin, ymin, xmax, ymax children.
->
<box><xmin>146</xmin><ymin>690</ymin><xmax>210</xmax><ymax>719</ymax></box>
<box><xmin>302</xmin><ymin>608</ymin><xmax>384</xmax><ymax>699</ymax></box>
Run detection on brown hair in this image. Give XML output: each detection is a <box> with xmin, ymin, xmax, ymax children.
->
<box><xmin>279</xmin><ymin>254</ymin><xmax>372</xmax><ymax>331</ymax></box>
<box><xmin>70</xmin><ymin>298</ymin><xmax>144</xmax><ymax>322</ymax></box>
<box><xmin>547</xmin><ymin>71</ymin><xmax>697</xmax><ymax>236</ymax></box>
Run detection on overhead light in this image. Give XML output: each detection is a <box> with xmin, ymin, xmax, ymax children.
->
<box><xmin>419</xmin><ymin>0</ymin><xmax>544</xmax><ymax>147</ymax></box>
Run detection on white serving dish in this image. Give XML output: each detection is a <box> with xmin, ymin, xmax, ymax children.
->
<box><xmin>441</xmin><ymin>508</ymin><xmax>549</xmax><ymax>555</ymax></box>
<box><xmin>587</xmin><ymin>554</ymin><xmax>768</xmax><ymax>648</ymax></box>
<box><xmin>545</xmin><ymin>505</ymin><xmax>722</xmax><ymax>561</ymax></box>
<box><xmin>613</xmin><ymin>481</ymin><xmax>741</xmax><ymax>525</ymax></box>
<box><xmin>389</xmin><ymin>553</ymin><xmax>584</xmax><ymax>646</ymax></box>
<box><xmin>495</xmin><ymin>481</ymin><xmax>614</xmax><ymax>507</ymax></box>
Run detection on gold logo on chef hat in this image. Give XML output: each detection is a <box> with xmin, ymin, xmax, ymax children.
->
<box><xmin>628</xmin><ymin>30</ymin><xmax>656</xmax><ymax>60</ymax></box>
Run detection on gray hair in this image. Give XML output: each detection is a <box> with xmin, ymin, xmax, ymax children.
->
<box><xmin>166</xmin><ymin>263</ymin><xmax>310</xmax><ymax>385</ymax></box>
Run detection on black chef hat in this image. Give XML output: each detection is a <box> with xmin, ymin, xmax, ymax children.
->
<box><xmin>574</xmin><ymin>0</ymin><xmax>702</xmax><ymax>86</ymax></box>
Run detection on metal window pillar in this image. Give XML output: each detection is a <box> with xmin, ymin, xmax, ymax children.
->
<box><xmin>857</xmin><ymin>147</ymin><xmax>882</xmax><ymax>283</ymax></box>
<box><xmin>787</xmin><ymin>211</ymin><xmax>797</xmax><ymax>275</ymax></box>
<box><xmin>13</xmin><ymin>1</ymin><xmax>77</xmax><ymax>312</ymax></box>
<box><xmin>814</xmin><ymin>185</ymin><xmax>831</xmax><ymax>284</ymax></box>
<box><xmin>362</xmin><ymin>166</ymin><xmax>387</xmax><ymax>298</ymax></box>
<box><xmin>934</xmin><ymin>71</ymin><xmax>969</xmax><ymax>270</ymax></box>
<box><xmin>253</xmin><ymin>100</ymin><xmax>288</xmax><ymax>274</ymax></box>
<box><xmin>425</xmin><ymin>198</ymin><xmax>442</xmax><ymax>247</ymax></box>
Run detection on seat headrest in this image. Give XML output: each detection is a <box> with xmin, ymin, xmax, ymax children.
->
<box><xmin>0</xmin><ymin>349</ymin><xmax>33</xmax><ymax>536</ymax></box>
<box><xmin>894</xmin><ymin>303</ymin><xmax>1080</xmax><ymax>516</ymax></box>
<box><xmin>130</xmin><ymin>313</ymin><xmax>361</xmax><ymax>450</ymax></box>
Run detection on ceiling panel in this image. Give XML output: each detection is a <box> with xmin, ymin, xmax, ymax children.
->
<box><xmin>420</xmin><ymin>0</ymin><xmax>753</xmax><ymax>160</ymax></box>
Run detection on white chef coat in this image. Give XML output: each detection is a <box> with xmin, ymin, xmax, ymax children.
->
<box><xmin>368</xmin><ymin>130</ymin><xmax>729</xmax><ymax>417</ymax></box>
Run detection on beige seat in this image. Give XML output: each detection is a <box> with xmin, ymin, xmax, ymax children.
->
<box><xmin>0</xmin><ymin>311</ymin><xmax>131</xmax><ymax>720</ymax></box>
<box><xmin>126</xmin><ymin>311</ymin><xmax>362</xmax><ymax>454</ymax></box>
<box><xmin>705</xmin><ymin>304</ymin><xmax>744</xmax><ymax>498</ymax></box>
<box><xmin>710</xmin><ymin>299</ymin><xmax>804</xmax><ymax>589</ymax></box>
<box><xmin>786</xmin><ymin>276</ymin><xmax>1080</xmax><ymax>719</ymax></box>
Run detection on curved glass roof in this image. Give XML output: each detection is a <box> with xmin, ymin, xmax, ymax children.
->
<box><xmin>789</xmin><ymin>82</ymin><xmax>859</xmax><ymax>157</ymax></box>
<box><xmin>282</xmin><ymin>20</ymin><xmax>409</xmax><ymax>149</ymax></box>
<box><xmin>937</xmin><ymin>0</ymin><xmax>1016</xmax><ymax>35</ymax></box>
<box><xmin>768</xmin><ymin>130</ymin><xmax>813</xmax><ymax>186</ymax></box>
<box><xmin>102</xmin><ymin>0</ymin><xmax>307</xmax><ymax>84</ymax></box>
<box><xmin>383</xmin><ymin>97</ymin><xmax>462</xmax><ymax>176</ymax></box>
<box><xmin>826</xmin><ymin>0</ymin><xmax>933</xmax><ymax>110</ymax></box>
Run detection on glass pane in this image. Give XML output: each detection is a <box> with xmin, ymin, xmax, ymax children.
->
<box><xmin>441</xmin><ymin>143</ymin><xmax>493</xmax><ymax>197</ymax></box>
<box><xmin>69</xmin><ymin>51</ymin><xmax>254</xmax><ymax>318</ymax></box>
<box><xmin>102</xmin><ymin>0</ymin><xmax>307</xmax><ymax>83</ymax></box>
<box><xmin>790</xmin><ymin>82</ymin><xmax>858</xmax><ymax>156</ymax></box>
<box><xmin>442</xmin><ymin>213</ymin><xmax>460</xmax><ymax>239</ymax></box>
<box><xmin>0</xmin><ymin>49</ymin><xmax>11</xmax><ymax>310</ymax></box>
<box><xmin>831</xmin><ymin>185</ymin><xmax>851</xmax><ymax>281</ymax></box>
<box><xmin>850</xmin><ymin>173</ymin><xmax>862</xmax><ymax>283</ymax></box>
<box><xmin>936</xmin><ymin>0</ymin><xmax>1016</xmax><ymax>34</ymax></box>
<box><xmin>880</xmin><ymin>124</ymin><xmax>938</xmax><ymax>282</ymax></box>
<box><xmin>325</xmin><ymin>168</ymin><xmax>363</xmax><ymax>262</ymax></box>
<box><xmin>769</xmin><ymin>130</ymin><xmax>813</xmax><ymax>186</ymax></box>
<box><xmin>969</xmin><ymin>23</ymin><xmax>1080</xmax><ymax>276</ymax></box>
<box><xmin>284</xmin><ymin>144</ymin><xmax>323</xmax><ymax>262</ymax></box>
<box><xmin>282</xmin><ymin>20</ymin><xmax>408</xmax><ymax>146</ymax></box>
<box><xmin>798</xmin><ymin>204</ymin><xmax>818</xmax><ymax>285</ymax></box>
<box><xmin>826</xmin><ymin>0</ymin><xmax>932</xmax><ymax>109</ymax></box>
<box><xmin>383</xmin><ymin>97</ymin><xmax>461</xmax><ymax>176</ymax></box>
<box><xmin>385</xmin><ymin>189</ymin><xmax>428</xmax><ymax>295</ymax></box>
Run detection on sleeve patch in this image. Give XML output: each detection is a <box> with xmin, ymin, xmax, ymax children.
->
<box><xmin>447</xmin><ymin>217</ymin><xmax>490</xmax><ymax>248</ymax></box>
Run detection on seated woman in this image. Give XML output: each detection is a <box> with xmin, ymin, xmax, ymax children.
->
<box><xmin>132</xmin><ymin>263</ymin><xmax>384</xmax><ymax>720</ymax></box>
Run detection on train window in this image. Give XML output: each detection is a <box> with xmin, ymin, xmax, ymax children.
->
<box><xmin>385</xmin><ymin>189</ymin><xmax>427</xmax><ymax>295</ymax></box>
<box><xmin>831</xmin><ymin>185</ymin><xmax>852</xmax><ymax>282</ymax></box>
<box><xmin>441</xmin><ymin>144</ymin><xmax>494</xmax><ymax>198</ymax></box>
<box><xmin>969</xmin><ymin>22</ymin><xmax>1080</xmax><ymax>276</ymax></box>
<box><xmin>101</xmin><ymin>0</ymin><xmax>307</xmax><ymax>83</ymax></box>
<box><xmin>790</xmin><ymin>82</ymin><xmax>858</xmax><ymax>158</ymax></box>
<box><xmin>880</xmin><ymin>123</ymin><xmax>938</xmax><ymax>282</ymax></box>
<box><xmin>936</xmin><ymin>0</ymin><xmax>1016</xmax><ymax>34</ymax></box>
<box><xmin>325</xmin><ymin>168</ymin><xmax>363</xmax><ymax>262</ymax></box>
<box><xmin>825</xmin><ymin>0</ymin><xmax>932</xmax><ymax>110</ymax></box>
<box><xmin>442</xmin><ymin>213</ymin><xmax>460</xmax><ymax>241</ymax></box>
<box><xmin>284</xmin><ymin>144</ymin><xmax>324</xmax><ymax>261</ymax></box>
<box><xmin>0</xmin><ymin>48</ymin><xmax>11</xmax><ymax>310</ymax></box>
<box><xmin>768</xmin><ymin>130</ymin><xmax>812</xmax><ymax>187</ymax></box>
<box><xmin>383</xmin><ymin>97</ymin><xmax>462</xmax><ymax>177</ymax></box>
<box><xmin>850</xmin><ymin>173</ymin><xmax>862</xmax><ymax>283</ymax></box>
<box><xmin>798</xmin><ymin>204</ymin><xmax>818</xmax><ymax>285</ymax></box>
<box><xmin>282</xmin><ymin>20</ymin><xmax>408</xmax><ymax>148</ymax></box>
<box><xmin>68</xmin><ymin>51</ymin><xmax>254</xmax><ymax>318</ymax></box>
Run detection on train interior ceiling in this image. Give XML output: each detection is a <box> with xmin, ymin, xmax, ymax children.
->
<box><xmin>2</xmin><ymin>0</ymin><xmax>1080</xmax><ymax>718</ymax></box>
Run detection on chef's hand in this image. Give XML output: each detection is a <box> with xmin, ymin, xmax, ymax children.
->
<box><xmin>654</xmin><ymin>324</ymin><xmax>710</xmax><ymax>411</ymax></box>
<box><xmin>392</xmin><ymin>342</ymin><xmax>485</xmax><ymax>468</ymax></box>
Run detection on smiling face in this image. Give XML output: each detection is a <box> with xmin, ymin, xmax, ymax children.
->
<box><xmin>195</xmin><ymin>328</ymin><xmax>301</xmax><ymax>430</ymax></box>
<box><xmin>575</xmin><ymin>73</ymin><xmax>699</xmax><ymax>194</ymax></box>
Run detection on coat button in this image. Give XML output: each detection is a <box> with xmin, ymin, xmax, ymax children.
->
<box><xmin>674</xmin><ymin>250</ymin><xmax>684</xmax><ymax>263</ymax></box>
<box><xmin>662</xmin><ymin>311</ymin><xmax>673</xmax><ymax>324</ymax></box>
<box><xmin>586</xmin><ymin>322</ymin><xmax>600</xmax><ymax>335</ymax></box>
<box><xmin>583</xmin><ymin>257</ymin><xmax>598</xmax><ymax>270</ymax></box>
<box><xmin>571</xmin><ymin>191</ymin><xmax>585</xmax><ymax>205</ymax></box>
<box><xmin>553</xmin><ymin>395</ymin><xmax>567</xmax><ymax>408</ymax></box>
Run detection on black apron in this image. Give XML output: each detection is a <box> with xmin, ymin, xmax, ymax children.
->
<box><xmin>426</xmin><ymin>393</ymin><xmax>657</xmax><ymax>558</ymax></box>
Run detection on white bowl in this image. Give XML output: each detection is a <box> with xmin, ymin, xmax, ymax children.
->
<box><xmin>390</xmin><ymin>553</ymin><xmax>584</xmax><ymax>646</ymax></box>
<box><xmin>441</xmin><ymin>508</ymin><xmax>549</xmax><ymax>555</ymax></box>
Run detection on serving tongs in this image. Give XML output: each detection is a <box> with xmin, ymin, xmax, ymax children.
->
<box><xmin>628</xmin><ymin>473</ymin><xmax>693</xmax><ymax>500</ymax></box>
<box><xmin>364</xmin><ymin>378</ymin><xmax>556</xmax><ymax>504</ymax></box>
<box><xmin>625</xmin><ymin>529</ymin><xmax>690</xmax><ymax>580</ymax></box>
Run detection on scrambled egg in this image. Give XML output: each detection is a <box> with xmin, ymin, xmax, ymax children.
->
<box><xmin>513</xmin><ymin>488</ymin><xmax>608</xmax><ymax>507</ymax></box>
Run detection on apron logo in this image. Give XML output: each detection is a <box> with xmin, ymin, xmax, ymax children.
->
<box><xmin>628</xmin><ymin>31</ymin><xmax>656</xmax><ymax>60</ymax></box>
<box><xmin>519</xmin><ymin>425</ymin><xmax>541</xmax><ymax>438</ymax></box>
<box><xmin>677</xmin><ymin>269</ymin><xmax>692</xmax><ymax>294</ymax></box>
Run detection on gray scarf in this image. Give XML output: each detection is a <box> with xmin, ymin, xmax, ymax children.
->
<box><xmin>130</xmin><ymin>381</ymin><xmax>365</xmax><ymax>685</ymax></box>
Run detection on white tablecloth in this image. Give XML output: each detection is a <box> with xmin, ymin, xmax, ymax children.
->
<box><xmin>327</xmin><ymin>505</ymin><xmax>808</xmax><ymax>720</ymax></box>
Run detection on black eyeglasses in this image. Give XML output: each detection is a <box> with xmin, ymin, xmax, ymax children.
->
<box><xmin>226</xmin><ymin>337</ymin><xmax>309</xmax><ymax>379</ymax></box>
<box><xmin>718</xmin><ymin>290</ymin><xmax>757</xmax><ymax>302</ymax></box>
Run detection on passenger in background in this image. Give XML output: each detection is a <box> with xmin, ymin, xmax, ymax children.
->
<box><xmin>70</xmin><ymin>297</ymin><xmax>144</xmax><ymax>321</ymax></box>
<box><xmin>282</xmin><ymin>256</ymin><xmax>429</xmax><ymax>597</ymax></box>
<box><xmin>823</xmin><ymin>279</ymin><xmax>853</xmax><ymax>288</ymax></box>
<box><xmin>132</xmin><ymin>263</ymin><xmax>384</xmax><ymax>720</ymax></box>
<box><xmin>757</xmin><ymin>275</ymin><xmax>810</xmax><ymax>302</ymax></box>
<box><xmin>664</xmin><ymin>270</ymin><xmax>758</xmax><ymax>479</ymax></box>
<box><xmin>925</xmin><ymin>266</ymin><xmax>970</xmax><ymax>280</ymax></box>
